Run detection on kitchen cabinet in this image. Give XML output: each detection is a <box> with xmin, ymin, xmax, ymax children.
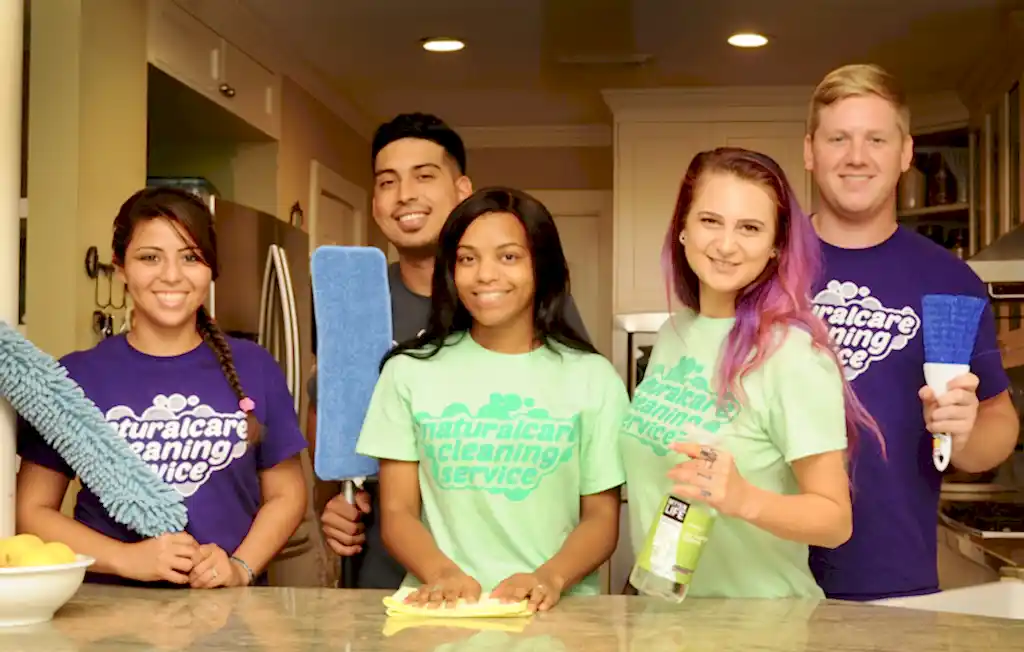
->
<box><xmin>896</xmin><ymin>125</ymin><xmax>972</xmax><ymax>256</ymax></box>
<box><xmin>603</xmin><ymin>88</ymin><xmax>812</xmax><ymax>314</ymax></box>
<box><xmin>602</xmin><ymin>88</ymin><xmax>963</xmax><ymax>315</ymax></box>
<box><xmin>146</xmin><ymin>0</ymin><xmax>280</xmax><ymax>139</ymax></box>
<box><xmin>959</xmin><ymin>15</ymin><xmax>1024</xmax><ymax>363</ymax></box>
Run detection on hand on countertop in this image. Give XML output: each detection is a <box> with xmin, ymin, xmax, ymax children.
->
<box><xmin>119</xmin><ymin>532</ymin><xmax>199</xmax><ymax>584</ymax></box>
<box><xmin>189</xmin><ymin>543</ymin><xmax>246</xmax><ymax>589</ymax></box>
<box><xmin>403</xmin><ymin>567</ymin><xmax>482</xmax><ymax>608</ymax></box>
<box><xmin>492</xmin><ymin>568</ymin><xmax>565</xmax><ymax>612</ymax></box>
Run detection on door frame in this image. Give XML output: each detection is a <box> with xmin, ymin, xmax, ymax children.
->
<box><xmin>525</xmin><ymin>189</ymin><xmax>614</xmax><ymax>357</ymax></box>
<box><xmin>308</xmin><ymin>159</ymin><xmax>368</xmax><ymax>250</ymax></box>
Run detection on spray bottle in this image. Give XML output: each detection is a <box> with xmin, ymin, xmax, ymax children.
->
<box><xmin>629</xmin><ymin>432</ymin><xmax>720</xmax><ymax>603</ymax></box>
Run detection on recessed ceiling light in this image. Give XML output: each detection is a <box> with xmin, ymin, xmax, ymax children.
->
<box><xmin>728</xmin><ymin>33</ymin><xmax>768</xmax><ymax>48</ymax></box>
<box><xmin>422</xmin><ymin>37</ymin><xmax>465</xmax><ymax>53</ymax></box>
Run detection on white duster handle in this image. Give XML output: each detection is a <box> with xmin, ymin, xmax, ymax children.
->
<box><xmin>923</xmin><ymin>362</ymin><xmax>969</xmax><ymax>472</ymax></box>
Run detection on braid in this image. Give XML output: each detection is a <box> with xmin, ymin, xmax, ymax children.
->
<box><xmin>196</xmin><ymin>305</ymin><xmax>262</xmax><ymax>445</ymax></box>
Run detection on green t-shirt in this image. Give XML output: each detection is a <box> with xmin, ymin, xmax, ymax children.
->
<box><xmin>620</xmin><ymin>310</ymin><xmax>848</xmax><ymax>598</ymax></box>
<box><xmin>356</xmin><ymin>333</ymin><xmax>629</xmax><ymax>595</ymax></box>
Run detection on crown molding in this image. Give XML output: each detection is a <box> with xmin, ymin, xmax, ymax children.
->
<box><xmin>602</xmin><ymin>86</ymin><xmax>967</xmax><ymax>132</ymax></box>
<box><xmin>176</xmin><ymin>0</ymin><xmax>376</xmax><ymax>139</ymax></box>
<box><xmin>908</xmin><ymin>91</ymin><xmax>969</xmax><ymax>132</ymax></box>
<box><xmin>456</xmin><ymin>124</ymin><xmax>612</xmax><ymax>149</ymax></box>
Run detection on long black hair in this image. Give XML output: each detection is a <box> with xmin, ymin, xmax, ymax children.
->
<box><xmin>382</xmin><ymin>186</ymin><xmax>596</xmax><ymax>369</ymax></box>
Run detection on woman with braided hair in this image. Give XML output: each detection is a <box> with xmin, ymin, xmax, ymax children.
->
<box><xmin>15</xmin><ymin>187</ymin><xmax>308</xmax><ymax>588</ymax></box>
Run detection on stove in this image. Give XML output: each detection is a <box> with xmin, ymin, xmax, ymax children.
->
<box><xmin>941</xmin><ymin>501</ymin><xmax>1024</xmax><ymax>539</ymax></box>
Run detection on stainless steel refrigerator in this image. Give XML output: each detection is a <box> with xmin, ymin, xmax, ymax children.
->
<box><xmin>147</xmin><ymin>178</ymin><xmax>309</xmax><ymax>413</ymax></box>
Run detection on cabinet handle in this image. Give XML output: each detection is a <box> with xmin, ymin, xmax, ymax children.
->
<box><xmin>219</xmin><ymin>84</ymin><xmax>236</xmax><ymax>98</ymax></box>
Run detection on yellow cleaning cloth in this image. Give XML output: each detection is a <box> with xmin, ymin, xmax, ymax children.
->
<box><xmin>381</xmin><ymin>615</ymin><xmax>531</xmax><ymax>637</ymax></box>
<box><xmin>382</xmin><ymin>587</ymin><xmax>532</xmax><ymax>618</ymax></box>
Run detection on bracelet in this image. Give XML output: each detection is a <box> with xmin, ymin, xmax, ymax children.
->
<box><xmin>230</xmin><ymin>555</ymin><xmax>255</xmax><ymax>585</ymax></box>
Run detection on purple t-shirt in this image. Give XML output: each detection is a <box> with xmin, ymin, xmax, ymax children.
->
<box><xmin>17</xmin><ymin>335</ymin><xmax>307</xmax><ymax>586</ymax></box>
<box><xmin>808</xmin><ymin>226</ymin><xmax>1009</xmax><ymax>601</ymax></box>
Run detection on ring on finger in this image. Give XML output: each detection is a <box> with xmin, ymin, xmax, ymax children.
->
<box><xmin>700</xmin><ymin>447</ymin><xmax>717</xmax><ymax>467</ymax></box>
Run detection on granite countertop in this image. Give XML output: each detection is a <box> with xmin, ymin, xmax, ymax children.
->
<box><xmin>2</xmin><ymin>585</ymin><xmax>1023</xmax><ymax>651</ymax></box>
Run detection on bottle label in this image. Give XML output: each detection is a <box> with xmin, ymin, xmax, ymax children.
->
<box><xmin>634</xmin><ymin>495</ymin><xmax>714</xmax><ymax>586</ymax></box>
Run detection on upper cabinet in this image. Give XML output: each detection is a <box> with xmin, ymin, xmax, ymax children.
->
<box><xmin>147</xmin><ymin>0</ymin><xmax>281</xmax><ymax>139</ymax></box>
<box><xmin>896</xmin><ymin>125</ymin><xmax>971</xmax><ymax>257</ymax></box>
<box><xmin>959</xmin><ymin>13</ymin><xmax>1024</xmax><ymax>363</ymax></box>
<box><xmin>602</xmin><ymin>88</ymin><xmax>967</xmax><ymax>316</ymax></box>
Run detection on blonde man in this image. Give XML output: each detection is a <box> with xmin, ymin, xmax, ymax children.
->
<box><xmin>804</xmin><ymin>64</ymin><xmax>1018</xmax><ymax>601</ymax></box>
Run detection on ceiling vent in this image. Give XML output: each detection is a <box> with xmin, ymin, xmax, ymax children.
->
<box><xmin>555</xmin><ymin>53</ymin><xmax>653</xmax><ymax>66</ymax></box>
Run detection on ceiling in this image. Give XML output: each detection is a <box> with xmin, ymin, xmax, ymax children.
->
<box><xmin>242</xmin><ymin>0</ymin><xmax>1023</xmax><ymax>128</ymax></box>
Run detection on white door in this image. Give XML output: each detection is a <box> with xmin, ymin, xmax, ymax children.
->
<box><xmin>553</xmin><ymin>215</ymin><xmax>602</xmax><ymax>343</ymax></box>
<box><xmin>309</xmin><ymin>159</ymin><xmax>368</xmax><ymax>252</ymax></box>
<box><xmin>527</xmin><ymin>190</ymin><xmax>613</xmax><ymax>358</ymax></box>
<box><xmin>316</xmin><ymin>193</ymin><xmax>357</xmax><ymax>247</ymax></box>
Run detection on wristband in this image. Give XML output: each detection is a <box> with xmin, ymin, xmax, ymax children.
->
<box><xmin>231</xmin><ymin>555</ymin><xmax>255</xmax><ymax>585</ymax></box>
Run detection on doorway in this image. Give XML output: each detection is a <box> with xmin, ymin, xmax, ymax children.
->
<box><xmin>526</xmin><ymin>190</ymin><xmax>614</xmax><ymax>358</ymax></box>
<box><xmin>309</xmin><ymin>160</ymin><xmax>367</xmax><ymax>251</ymax></box>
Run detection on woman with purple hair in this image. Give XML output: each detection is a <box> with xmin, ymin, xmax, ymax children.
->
<box><xmin>620</xmin><ymin>147</ymin><xmax>882</xmax><ymax>598</ymax></box>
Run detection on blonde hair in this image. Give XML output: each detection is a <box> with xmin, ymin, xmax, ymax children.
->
<box><xmin>807</xmin><ymin>64</ymin><xmax>910</xmax><ymax>136</ymax></box>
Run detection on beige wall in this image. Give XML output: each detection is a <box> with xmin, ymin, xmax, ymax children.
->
<box><xmin>26</xmin><ymin>0</ymin><xmax>148</xmax><ymax>358</ymax></box>
<box><xmin>467</xmin><ymin>146</ymin><xmax>612</xmax><ymax>191</ymax></box>
<box><xmin>276</xmin><ymin>77</ymin><xmax>386</xmax><ymax>252</ymax></box>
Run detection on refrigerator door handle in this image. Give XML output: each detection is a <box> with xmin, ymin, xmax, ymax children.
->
<box><xmin>270</xmin><ymin>245</ymin><xmax>297</xmax><ymax>408</ymax></box>
<box><xmin>275</xmin><ymin>246</ymin><xmax>302</xmax><ymax>415</ymax></box>
<box><xmin>257</xmin><ymin>244</ymin><xmax>275</xmax><ymax>350</ymax></box>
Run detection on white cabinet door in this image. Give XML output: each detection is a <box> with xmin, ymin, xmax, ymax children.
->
<box><xmin>147</xmin><ymin>0</ymin><xmax>280</xmax><ymax>139</ymax></box>
<box><xmin>720</xmin><ymin>122</ymin><xmax>811</xmax><ymax>209</ymax></box>
<box><xmin>614</xmin><ymin>122</ymin><xmax>720</xmax><ymax>314</ymax></box>
<box><xmin>613</xmin><ymin>121</ymin><xmax>808</xmax><ymax>314</ymax></box>
<box><xmin>222</xmin><ymin>43</ymin><xmax>281</xmax><ymax>139</ymax></box>
<box><xmin>147</xmin><ymin>0</ymin><xmax>223</xmax><ymax>97</ymax></box>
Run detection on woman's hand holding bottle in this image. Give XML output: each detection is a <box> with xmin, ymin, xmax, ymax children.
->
<box><xmin>404</xmin><ymin>567</ymin><xmax>482</xmax><ymax>608</ymax></box>
<box><xmin>667</xmin><ymin>441</ymin><xmax>756</xmax><ymax>519</ymax></box>
<box><xmin>119</xmin><ymin>532</ymin><xmax>199</xmax><ymax>584</ymax></box>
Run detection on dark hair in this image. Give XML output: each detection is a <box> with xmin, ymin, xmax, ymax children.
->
<box><xmin>371</xmin><ymin>112</ymin><xmax>467</xmax><ymax>175</ymax></box>
<box><xmin>382</xmin><ymin>187</ymin><xmax>595</xmax><ymax>368</ymax></box>
<box><xmin>112</xmin><ymin>187</ymin><xmax>262</xmax><ymax>444</ymax></box>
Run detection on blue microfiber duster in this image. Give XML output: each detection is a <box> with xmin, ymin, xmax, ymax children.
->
<box><xmin>921</xmin><ymin>294</ymin><xmax>987</xmax><ymax>472</ymax></box>
<box><xmin>0</xmin><ymin>321</ymin><xmax>187</xmax><ymax>536</ymax></box>
<box><xmin>311</xmin><ymin>246</ymin><xmax>392</xmax><ymax>588</ymax></box>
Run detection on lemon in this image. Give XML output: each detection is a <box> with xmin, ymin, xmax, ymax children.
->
<box><xmin>12</xmin><ymin>541</ymin><xmax>76</xmax><ymax>567</ymax></box>
<box><xmin>0</xmin><ymin>533</ymin><xmax>45</xmax><ymax>567</ymax></box>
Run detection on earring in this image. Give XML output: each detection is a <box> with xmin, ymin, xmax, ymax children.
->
<box><xmin>678</xmin><ymin>232</ymin><xmax>686</xmax><ymax>245</ymax></box>
<box><xmin>770</xmin><ymin>248</ymin><xmax>779</xmax><ymax>258</ymax></box>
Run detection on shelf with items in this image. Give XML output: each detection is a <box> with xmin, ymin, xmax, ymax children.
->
<box><xmin>898</xmin><ymin>202</ymin><xmax>969</xmax><ymax>218</ymax></box>
<box><xmin>898</xmin><ymin>128</ymin><xmax>971</xmax><ymax>209</ymax></box>
<box><xmin>897</xmin><ymin>124</ymin><xmax>973</xmax><ymax>259</ymax></box>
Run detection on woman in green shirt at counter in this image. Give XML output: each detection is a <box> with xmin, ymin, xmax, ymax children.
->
<box><xmin>620</xmin><ymin>147</ymin><xmax>883</xmax><ymax>598</ymax></box>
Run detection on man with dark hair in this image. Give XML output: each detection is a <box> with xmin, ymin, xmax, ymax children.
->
<box><xmin>308</xmin><ymin>113</ymin><xmax>590</xmax><ymax>589</ymax></box>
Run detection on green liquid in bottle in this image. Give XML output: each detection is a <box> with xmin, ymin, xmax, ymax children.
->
<box><xmin>629</xmin><ymin>494</ymin><xmax>716</xmax><ymax>603</ymax></box>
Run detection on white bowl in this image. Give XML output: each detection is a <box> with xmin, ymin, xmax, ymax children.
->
<box><xmin>0</xmin><ymin>554</ymin><xmax>95</xmax><ymax>627</ymax></box>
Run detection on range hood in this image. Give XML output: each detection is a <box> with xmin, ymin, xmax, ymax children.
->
<box><xmin>967</xmin><ymin>224</ymin><xmax>1024</xmax><ymax>298</ymax></box>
